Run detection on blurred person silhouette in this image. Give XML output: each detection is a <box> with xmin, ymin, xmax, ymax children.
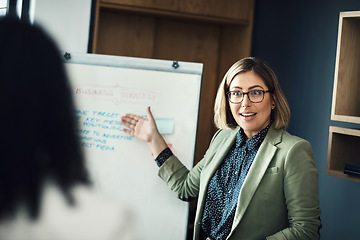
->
<box><xmin>0</xmin><ymin>17</ymin><xmax>135</xmax><ymax>240</ymax></box>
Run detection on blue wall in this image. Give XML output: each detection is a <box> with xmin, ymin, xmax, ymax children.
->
<box><xmin>252</xmin><ymin>1</ymin><xmax>360</xmax><ymax>239</ymax></box>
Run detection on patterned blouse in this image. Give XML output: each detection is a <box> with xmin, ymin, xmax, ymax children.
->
<box><xmin>155</xmin><ymin>124</ymin><xmax>271</xmax><ymax>240</ymax></box>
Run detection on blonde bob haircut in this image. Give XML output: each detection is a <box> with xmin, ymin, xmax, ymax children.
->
<box><xmin>214</xmin><ymin>57</ymin><xmax>290</xmax><ymax>130</ymax></box>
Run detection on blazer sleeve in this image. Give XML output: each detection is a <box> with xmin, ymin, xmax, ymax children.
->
<box><xmin>157</xmin><ymin>129</ymin><xmax>224</xmax><ymax>201</ymax></box>
<box><xmin>267</xmin><ymin>139</ymin><xmax>321</xmax><ymax>240</ymax></box>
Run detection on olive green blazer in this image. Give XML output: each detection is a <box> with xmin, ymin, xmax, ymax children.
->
<box><xmin>158</xmin><ymin>125</ymin><xmax>321</xmax><ymax>240</ymax></box>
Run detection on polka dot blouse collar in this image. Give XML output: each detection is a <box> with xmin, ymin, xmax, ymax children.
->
<box><xmin>236</xmin><ymin>122</ymin><xmax>272</xmax><ymax>150</ymax></box>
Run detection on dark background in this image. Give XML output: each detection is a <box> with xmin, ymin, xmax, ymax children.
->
<box><xmin>252</xmin><ymin>0</ymin><xmax>360</xmax><ymax>239</ymax></box>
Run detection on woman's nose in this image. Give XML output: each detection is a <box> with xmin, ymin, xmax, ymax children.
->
<box><xmin>241</xmin><ymin>93</ymin><xmax>251</xmax><ymax>107</ymax></box>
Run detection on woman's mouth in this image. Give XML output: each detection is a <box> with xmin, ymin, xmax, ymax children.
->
<box><xmin>240</xmin><ymin>112</ymin><xmax>256</xmax><ymax>117</ymax></box>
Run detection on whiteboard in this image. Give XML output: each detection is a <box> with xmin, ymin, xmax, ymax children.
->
<box><xmin>64</xmin><ymin>53</ymin><xmax>202</xmax><ymax>240</ymax></box>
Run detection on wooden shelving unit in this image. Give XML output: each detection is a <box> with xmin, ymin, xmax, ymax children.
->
<box><xmin>328</xmin><ymin>11</ymin><xmax>360</xmax><ymax>183</ymax></box>
<box><xmin>327</xmin><ymin>126</ymin><xmax>360</xmax><ymax>183</ymax></box>
<box><xmin>331</xmin><ymin>11</ymin><xmax>360</xmax><ymax>123</ymax></box>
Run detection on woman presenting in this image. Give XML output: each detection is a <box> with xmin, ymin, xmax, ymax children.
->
<box><xmin>121</xmin><ymin>57</ymin><xmax>321</xmax><ymax>240</ymax></box>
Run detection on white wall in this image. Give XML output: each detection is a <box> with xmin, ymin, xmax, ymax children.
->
<box><xmin>0</xmin><ymin>0</ymin><xmax>7</xmax><ymax>16</ymax></box>
<box><xmin>33</xmin><ymin>0</ymin><xmax>92</xmax><ymax>53</ymax></box>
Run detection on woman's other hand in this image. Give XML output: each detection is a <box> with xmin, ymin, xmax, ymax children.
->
<box><xmin>121</xmin><ymin>106</ymin><xmax>168</xmax><ymax>157</ymax></box>
<box><xmin>121</xmin><ymin>106</ymin><xmax>158</xmax><ymax>143</ymax></box>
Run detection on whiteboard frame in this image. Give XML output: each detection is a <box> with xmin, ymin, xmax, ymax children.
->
<box><xmin>63</xmin><ymin>52</ymin><xmax>203</xmax><ymax>75</ymax></box>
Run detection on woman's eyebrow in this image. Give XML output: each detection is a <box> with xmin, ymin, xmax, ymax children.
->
<box><xmin>230</xmin><ymin>85</ymin><xmax>264</xmax><ymax>90</ymax></box>
<box><xmin>230</xmin><ymin>86</ymin><xmax>242</xmax><ymax>90</ymax></box>
<box><xmin>248</xmin><ymin>85</ymin><xmax>264</xmax><ymax>90</ymax></box>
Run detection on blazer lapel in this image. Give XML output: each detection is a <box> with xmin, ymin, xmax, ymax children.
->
<box><xmin>194</xmin><ymin>128</ymin><xmax>239</xmax><ymax>237</ymax></box>
<box><xmin>200</xmin><ymin>128</ymin><xmax>239</xmax><ymax>188</ymax></box>
<box><xmin>230</xmin><ymin>126</ymin><xmax>283</xmax><ymax>233</ymax></box>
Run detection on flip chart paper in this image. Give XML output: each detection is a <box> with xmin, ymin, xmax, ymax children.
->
<box><xmin>65</xmin><ymin>53</ymin><xmax>202</xmax><ymax>240</ymax></box>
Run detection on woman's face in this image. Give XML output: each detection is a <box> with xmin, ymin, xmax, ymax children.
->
<box><xmin>228</xmin><ymin>71</ymin><xmax>274</xmax><ymax>139</ymax></box>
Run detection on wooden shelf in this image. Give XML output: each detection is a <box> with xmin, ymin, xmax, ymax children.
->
<box><xmin>331</xmin><ymin>11</ymin><xmax>360</xmax><ymax>123</ymax></box>
<box><xmin>327</xmin><ymin>126</ymin><xmax>360</xmax><ymax>183</ymax></box>
<box><xmin>99</xmin><ymin>0</ymin><xmax>251</xmax><ymax>24</ymax></box>
<box><xmin>328</xmin><ymin>11</ymin><xmax>360</xmax><ymax>183</ymax></box>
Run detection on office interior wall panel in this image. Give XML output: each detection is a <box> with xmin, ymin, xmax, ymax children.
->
<box><xmin>96</xmin><ymin>11</ymin><xmax>155</xmax><ymax>58</ymax></box>
<box><xmin>153</xmin><ymin>19</ymin><xmax>221</xmax><ymax>161</ymax></box>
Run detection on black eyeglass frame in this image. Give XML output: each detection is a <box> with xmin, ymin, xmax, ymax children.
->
<box><xmin>227</xmin><ymin>90</ymin><xmax>272</xmax><ymax>104</ymax></box>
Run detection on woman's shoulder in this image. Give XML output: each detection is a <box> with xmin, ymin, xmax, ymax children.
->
<box><xmin>47</xmin><ymin>184</ymin><xmax>136</xmax><ymax>239</ymax></box>
<box><xmin>267</xmin><ymin>127</ymin><xmax>313</xmax><ymax>153</ymax></box>
<box><xmin>267</xmin><ymin>126</ymin><xmax>309</xmax><ymax>144</ymax></box>
<box><xmin>0</xmin><ymin>183</ymin><xmax>136</xmax><ymax>240</ymax></box>
<box><xmin>71</xmin><ymin>184</ymin><xmax>129</xmax><ymax>212</ymax></box>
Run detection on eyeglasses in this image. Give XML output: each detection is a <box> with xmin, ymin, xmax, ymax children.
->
<box><xmin>227</xmin><ymin>90</ymin><xmax>271</xmax><ymax>104</ymax></box>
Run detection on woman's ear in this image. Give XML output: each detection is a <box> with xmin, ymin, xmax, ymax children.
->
<box><xmin>271</xmin><ymin>94</ymin><xmax>277</xmax><ymax>109</ymax></box>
